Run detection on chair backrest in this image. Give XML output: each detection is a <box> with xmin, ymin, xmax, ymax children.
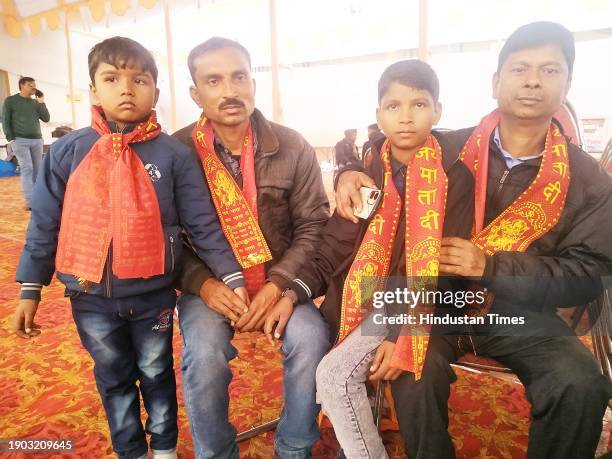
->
<box><xmin>553</xmin><ymin>101</ymin><xmax>584</xmax><ymax>148</ymax></box>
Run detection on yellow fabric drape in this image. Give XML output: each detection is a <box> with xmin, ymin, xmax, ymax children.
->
<box><xmin>2</xmin><ymin>0</ymin><xmax>159</xmax><ymax>38</ymax></box>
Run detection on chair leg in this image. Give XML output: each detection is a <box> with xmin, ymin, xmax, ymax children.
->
<box><xmin>236</xmin><ymin>417</ymin><xmax>280</xmax><ymax>442</ymax></box>
<box><xmin>374</xmin><ymin>380</ymin><xmax>386</xmax><ymax>429</ymax></box>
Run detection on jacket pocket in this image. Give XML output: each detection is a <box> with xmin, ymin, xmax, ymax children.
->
<box><xmin>164</xmin><ymin>226</ymin><xmax>183</xmax><ymax>274</ymax></box>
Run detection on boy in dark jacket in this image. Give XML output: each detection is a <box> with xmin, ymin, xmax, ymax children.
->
<box><xmin>12</xmin><ymin>37</ymin><xmax>246</xmax><ymax>459</ymax></box>
<box><xmin>265</xmin><ymin>60</ymin><xmax>474</xmax><ymax>458</ymax></box>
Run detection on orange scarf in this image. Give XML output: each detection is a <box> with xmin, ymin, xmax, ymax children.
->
<box><xmin>192</xmin><ymin>114</ymin><xmax>271</xmax><ymax>296</ymax></box>
<box><xmin>339</xmin><ymin>136</ymin><xmax>448</xmax><ymax>380</ymax></box>
<box><xmin>56</xmin><ymin>106</ymin><xmax>164</xmax><ymax>282</ymax></box>
<box><xmin>461</xmin><ymin>109</ymin><xmax>570</xmax><ymax>315</ymax></box>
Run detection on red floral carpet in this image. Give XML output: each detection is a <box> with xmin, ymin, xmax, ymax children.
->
<box><xmin>0</xmin><ymin>177</ymin><xmax>609</xmax><ymax>458</ymax></box>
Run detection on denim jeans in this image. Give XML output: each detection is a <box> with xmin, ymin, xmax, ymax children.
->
<box><xmin>178</xmin><ymin>293</ymin><xmax>330</xmax><ymax>459</ymax></box>
<box><xmin>70</xmin><ymin>288</ymin><xmax>178</xmax><ymax>459</ymax></box>
<box><xmin>12</xmin><ymin>137</ymin><xmax>43</xmax><ymax>207</ymax></box>
<box><xmin>315</xmin><ymin>320</ymin><xmax>389</xmax><ymax>459</ymax></box>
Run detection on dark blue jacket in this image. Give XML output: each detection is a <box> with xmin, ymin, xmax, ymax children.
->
<box><xmin>16</xmin><ymin>125</ymin><xmax>244</xmax><ymax>298</ymax></box>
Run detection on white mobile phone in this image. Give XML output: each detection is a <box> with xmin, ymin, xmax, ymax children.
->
<box><xmin>353</xmin><ymin>186</ymin><xmax>383</xmax><ymax>220</ymax></box>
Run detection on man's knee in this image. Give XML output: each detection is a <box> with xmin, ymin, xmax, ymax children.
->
<box><xmin>316</xmin><ymin>352</ymin><xmax>345</xmax><ymax>403</ymax></box>
<box><xmin>178</xmin><ymin>294</ymin><xmax>235</xmax><ymax>370</ymax></box>
<box><xmin>282</xmin><ymin>302</ymin><xmax>330</xmax><ymax>359</ymax></box>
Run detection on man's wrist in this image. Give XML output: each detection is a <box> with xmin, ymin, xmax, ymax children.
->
<box><xmin>281</xmin><ymin>288</ymin><xmax>299</xmax><ymax>306</ymax></box>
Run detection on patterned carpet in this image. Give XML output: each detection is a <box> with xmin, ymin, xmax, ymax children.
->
<box><xmin>0</xmin><ymin>176</ymin><xmax>609</xmax><ymax>459</ymax></box>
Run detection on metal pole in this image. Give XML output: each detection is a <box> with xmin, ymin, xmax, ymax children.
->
<box><xmin>268</xmin><ymin>0</ymin><xmax>282</xmax><ymax>123</ymax></box>
<box><xmin>418</xmin><ymin>0</ymin><xmax>428</xmax><ymax>61</ymax></box>
<box><xmin>163</xmin><ymin>0</ymin><xmax>177</xmax><ymax>132</ymax></box>
<box><xmin>64</xmin><ymin>13</ymin><xmax>77</xmax><ymax>128</ymax></box>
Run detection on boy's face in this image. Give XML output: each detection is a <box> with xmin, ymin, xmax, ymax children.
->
<box><xmin>91</xmin><ymin>62</ymin><xmax>159</xmax><ymax>126</ymax></box>
<box><xmin>376</xmin><ymin>82</ymin><xmax>441</xmax><ymax>155</ymax></box>
<box><xmin>493</xmin><ymin>43</ymin><xmax>570</xmax><ymax>123</ymax></box>
<box><xmin>189</xmin><ymin>47</ymin><xmax>256</xmax><ymax>128</ymax></box>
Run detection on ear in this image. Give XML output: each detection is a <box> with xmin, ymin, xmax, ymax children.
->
<box><xmin>153</xmin><ymin>88</ymin><xmax>160</xmax><ymax>108</ymax></box>
<box><xmin>433</xmin><ymin>101</ymin><xmax>442</xmax><ymax>125</ymax></box>
<box><xmin>492</xmin><ymin>72</ymin><xmax>500</xmax><ymax>100</ymax></box>
<box><xmin>189</xmin><ymin>85</ymin><xmax>202</xmax><ymax>109</ymax></box>
<box><xmin>252</xmin><ymin>77</ymin><xmax>257</xmax><ymax>95</ymax></box>
<box><xmin>89</xmin><ymin>82</ymin><xmax>100</xmax><ymax>106</ymax></box>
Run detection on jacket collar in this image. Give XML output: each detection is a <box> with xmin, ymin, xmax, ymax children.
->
<box><xmin>251</xmin><ymin>108</ymin><xmax>280</xmax><ymax>156</ymax></box>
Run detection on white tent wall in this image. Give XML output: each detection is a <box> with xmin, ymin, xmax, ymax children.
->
<box><xmin>1</xmin><ymin>0</ymin><xmax>611</xmax><ymax>149</ymax></box>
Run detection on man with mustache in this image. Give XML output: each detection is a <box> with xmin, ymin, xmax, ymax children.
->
<box><xmin>172</xmin><ymin>37</ymin><xmax>330</xmax><ymax>459</ymax></box>
<box><xmin>334</xmin><ymin>22</ymin><xmax>612</xmax><ymax>458</ymax></box>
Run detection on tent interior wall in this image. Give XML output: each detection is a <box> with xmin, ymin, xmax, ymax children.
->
<box><xmin>1</xmin><ymin>0</ymin><xmax>611</xmax><ymax>150</ymax></box>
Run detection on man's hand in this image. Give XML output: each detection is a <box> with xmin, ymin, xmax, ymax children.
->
<box><xmin>263</xmin><ymin>297</ymin><xmax>294</xmax><ymax>345</ymax></box>
<box><xmin>369</xmin><ymin>341</ymin><xmax>403</xmax><ymax>381</ymax></box>
<box><xmin>439</xmin><ymin>237</ymin><xmax>486</xmax><ymax>278</ymax></box>
<box><xmin>335</xmin><ymin>171</ymin><xmax>376</xmax><ymax>223</ymax></box>
<box><xmin>235</xmin><ymin>282</ymin><xmax>281</xmax><ymax>332</ymax></box>
<box><xmin>199</xmin><ymin>278</ymin><xmax>248</xmax><ymax>324</ymax></box>
<box><xmin>11</xmin><ymin>298</ymin><xmax>41</xmax><ymax>339</ymax></box>
<box><xmin>36</xmin><ymin>95</ymin><xmax>45</xmax><ymax>104</ymax></box>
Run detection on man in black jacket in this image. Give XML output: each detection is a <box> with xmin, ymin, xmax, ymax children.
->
<box><xmin>334</xmin><ymin>22</ymin><xmax>612</xmax><ymax>458</ymax></box>
<box><xmin>172</xmin><ymin>37</ymin><xmax>330</xmax><ymax>459</ymax></box>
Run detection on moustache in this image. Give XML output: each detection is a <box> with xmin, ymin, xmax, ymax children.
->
<box><xmin>219</xmin><ymin>99</ymin><xmax>245</xmax><ymax>110</ymax></box>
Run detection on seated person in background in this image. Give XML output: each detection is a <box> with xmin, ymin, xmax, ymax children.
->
<box><xmin>335</xmin><ymin>128</ymin><xmax>360</xmax><ymax>168</ymax></box>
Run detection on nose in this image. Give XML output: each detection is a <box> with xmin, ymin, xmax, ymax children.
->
<box><xmin>120</xmin><ymin>79</ymin><xmax>135</xmax><ymax>96</ymax></box>
<box><xmin>221</xmin><ymin>79</ymin><xmax>239</xmax><ymax>98</ymax></box>
<box><xmin>523</xmin><ymin>67</ymin><xmax>542</xmax><ymax>89</ymax></box>
<box><xmin>399</xmin><ymin>107</ymin><xmax>414</xmax><ymax>125</ymax></box>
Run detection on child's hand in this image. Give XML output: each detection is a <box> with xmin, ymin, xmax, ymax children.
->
<box><xmin>369</xmin><ymin>340</ymin><xmax>403</xmax><ymax>381</ymax></box>
<box><xmin>264</xmin><ymin>297</ymin><xmax>294</xmax><ymax>345</ymax></box>
<box><xmin>233</xmin><ymin>286</ymin><xmax>250</xmax><ymax>306</ymax></box>
<box><xmin>11</xmin><ymin>298</ymin><xmax>41</xmax><ymax>339</ymax></box>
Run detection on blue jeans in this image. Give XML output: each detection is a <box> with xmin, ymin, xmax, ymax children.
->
<box><xmin>70</xmin><ymin>288</ymin><xmax>179</xmax><ymax>459</ymax></box>
<box><xmin>178</xmin><ymin>294</ymin><xmax>330</xmax><ymax>459</ymax></box>
<box><xmin>12</xmin><ymin>137</ymin><xmax>43</xmax><ymax>207</ymax></box>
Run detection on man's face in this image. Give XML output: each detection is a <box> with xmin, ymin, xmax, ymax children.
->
<box><xmin>346</xmin><ymin>131</ymin><xmax>357</xmax><ymax>143</ymax></box>
<box><xmin>189</xmin><ymin>47</ymin><xmax>255</xmax><ymax>127</ymax></box>
<box><xmin>91</xmin><ymin>62</ymin><xmax>159</xmax><ymax>125</ymax></box>
<box><xmin>20</xmin><ymin>80</ymin><xmax>37</xmax><ymax>97</ymax></box>
<box><xmin>376</xmin><ymin>82</ymin><xmax>441</xmax><ymax>155</ymax></box>
<box><xmin>493</xmin><ymin>43</ymin><xmax>571</xmax><ymax>122</ymax></box>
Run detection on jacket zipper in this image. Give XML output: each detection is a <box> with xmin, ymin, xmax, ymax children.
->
<box><xmin>497</xmin><ymin>169</ymin><xmax>510</xmax><ymax>193</ymax></box>
<box><xmin>169</xmin><ymin>234</ymin><xmax>175</xmax><ymax>272</ymax></box>
<box><xmin>105</xmin><ymin>244</ymin><xmax>112</xmax><ymax>298</ymax></box>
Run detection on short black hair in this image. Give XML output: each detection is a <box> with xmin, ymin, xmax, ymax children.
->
<box><xmin>378</xmin><ymin>59</ymin><xmax>439</xmax><ymax>103</ymax></box>
<box><xmin>18</xmin><ymin>77</ymin><xmax>34</xmax><ymax>88</ymax></box>
<box><xmin>497</xmin><ymin>21</ymin><xmax>575</xmax><ymax>75</ymax></box>
<box><xmin>367</xmin><ymin>123</ymin><xmax>380</xmax><ymax>131</ymax></box>
<box><xmin>88</xmin><ymin>36</ymin><xmax>158</xmax><ymax>84</ymax></box>
<box><xmin>188</xmin><ymin>37</ymin><xmax>252</xmax><ymax>83</ymax></box>
<box><xmin>344</xmin><ymin>129</ymin><xmax>357</xmax><ymax>137</ymax></box>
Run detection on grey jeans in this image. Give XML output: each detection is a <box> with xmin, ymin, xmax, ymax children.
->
<box><xmin>315</xmin><ymin>320</ymin><xmax>389</xmax><ymax>459</ymax></box>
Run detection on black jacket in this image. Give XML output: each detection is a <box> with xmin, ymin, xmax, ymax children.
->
<box><xmin>173</xmin><ymin>108</ymin><xmax>330</xmax><ymax>293</ymax></box>
<box><xmin>444</xmin><ymin>128</ymin><xmax>612</xmax><ymax>313</ymax></box>
<box><xmin>291</xmin><ymin>131</ymin><xmax>475</xmax><ymax>342</ymax></box>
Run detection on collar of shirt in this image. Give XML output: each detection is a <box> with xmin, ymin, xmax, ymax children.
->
<box><xmin>389</xmin><ymin>154</ymin><xmax>407</xmax><ymax>199</ymax></box>
<box><xmin>493</xmin><ymin>126</ymin><xmax>543</xmax><ymax>170</ymax></box>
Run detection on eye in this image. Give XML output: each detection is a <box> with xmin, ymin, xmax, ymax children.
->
<box><xmin>135</xmin><ymin>78</ymin><xmax>145</xmax><ymax>85</ymax></box>
<box><xmin>511</xmin><ymin>66</ymin><xmax>525</xmax><ymax>74</ymax></box>
<box><xmin>415</xmin><ymin>102</ymin><xmax>426</xmax><ymax>109</ymax></box>
<box><xmin>542</xmin><ymin>67</ymin><xmax>559</xmax><ymax>75</ymax></box>
<box><xmin>235</xmin><ymin>73</ymin><xmax>246</xmax><ymax>81</ymax></box>
<box><xmin>104</xmin><ymin>76</ymin><xmax>117</xmax><ymax>83</ymax></box>
<box><xmin>387</xmin><ymin>103</ymin><xmax>399</xmax><ymax>110</ymax></box>
<box><xmin>207</xmin><ymin>78</ymin><xmax>219</xmax><ymax>86</ymax></box>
